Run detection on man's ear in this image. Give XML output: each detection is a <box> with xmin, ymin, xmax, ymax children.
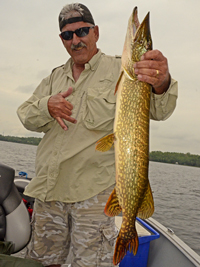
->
<box><xmin>94</xmin><ymin>25</ymin><xmax>99</xmax><ymax>42</ymax></box>
<box><xmin>59</xmin><ymin>34</ymin><xmax>65</xmax><ymax>45</ymax></box>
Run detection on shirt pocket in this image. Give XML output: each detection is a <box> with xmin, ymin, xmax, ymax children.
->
<box><xmin>83</xmin><ymin>83</ymin><xmax>116</xmax><ymax>131</ymax></box>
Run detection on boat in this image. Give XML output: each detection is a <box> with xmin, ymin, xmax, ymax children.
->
<box><xmin>146</xmin><ymin>217</ymin><xmax>200</xmax><ymax>267</ymax></box>
<box><xmin>115</xmin><ymin>216</ymin><xmax>200</xmax><ymax>267</ymax></box>
<box><xmin>0</xmin><ymin>162</ymin><xmax>200</xmax><ymax>267</ymax></box>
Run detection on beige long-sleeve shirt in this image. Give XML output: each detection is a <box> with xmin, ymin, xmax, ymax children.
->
<box><xmin>17</xmin><ymin>50</ymin><xmax>178</xmax><ymax>203</ymax></box>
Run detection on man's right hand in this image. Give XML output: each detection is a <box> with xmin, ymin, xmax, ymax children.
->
<box><xmin>48</xmin><ymin>87</ymin><xmax>77</xmax><ymax>130</ymax></box>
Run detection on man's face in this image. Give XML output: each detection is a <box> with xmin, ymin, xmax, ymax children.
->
<box><xmin>60</xmin><ymin>21</ymin><xmax>99</xmax><ymax>66</ymax></box>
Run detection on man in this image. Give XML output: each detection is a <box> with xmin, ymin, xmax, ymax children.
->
<box><xmin>17</xmin><ymin>3</ymin><xmax>178</xmax><ymax>267</ymax></box>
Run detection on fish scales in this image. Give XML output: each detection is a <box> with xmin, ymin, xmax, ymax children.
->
<box><xmin>95</xmin><ymin>6</ymin><xmax>154</xmax><ymax>265</ymax></box>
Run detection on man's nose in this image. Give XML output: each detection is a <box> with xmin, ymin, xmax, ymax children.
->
<box><xmin>72</xmin><ymin>32</ymin><xmax>81</xmax><ymax>45</ymax></box>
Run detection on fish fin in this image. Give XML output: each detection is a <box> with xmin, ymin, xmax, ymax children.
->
<box><xmin>123</xmin><ymin>66</ymin><xmax>135</xmax><ymax>81</ymax></box>
<box><xmin>113</xmin><ymin>231</ymin><xmax>139</xmax><ymax>265</ymax></box>
<box><xmin>104</xmin><ymin>187</ymin><xmax>122</xmax><ymax>217</ymax></box>
<box><xmin>137</xmin><ymin>182</ymin><xmax>154</xmax><ymax>219</ymax></box>
<box><xmin>114</xmin><ymin>71</ymin><xmax>124</xmax><ymax>95</ymax></box>
<box><xmin>95</xmin><ymin>133</ymin><xmax>115</xmax><ymax>152</ymax></box>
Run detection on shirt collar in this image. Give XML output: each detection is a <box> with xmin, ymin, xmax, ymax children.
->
<box><xmin>86</xmin><ymin>49</ymin><xmax>102</xmax><ymax>71</ymax></box>
<box><xmin>63</xmin><ymin>49</ymin><xmax>102</xmax><ymax>74</ymax></box>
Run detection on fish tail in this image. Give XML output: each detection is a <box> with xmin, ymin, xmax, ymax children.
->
<box><xmin>113</xmin><ymin>232</ymin><xmax>139</xmax><ymax>265</ymax></box>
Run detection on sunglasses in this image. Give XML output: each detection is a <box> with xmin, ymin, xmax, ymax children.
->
<box><xmin>60</xmin><ymin>26</ymin><xmax>94</xmax><ymax>41</ymax></box>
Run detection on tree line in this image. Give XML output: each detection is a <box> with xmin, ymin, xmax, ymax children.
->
<box><xmin>149</xmin><ymin>151</ymin><xmax>200</xmax><ymax>168</ymax></box>
<box><xmin>0</xmin><ymin>134</ymin><xmax>41</xmax><ymax>146</ymax></box>
<box><xmin>1</xmin><ymin>135</ymin><xmax>200</xmax><ymax>167</ymax></box>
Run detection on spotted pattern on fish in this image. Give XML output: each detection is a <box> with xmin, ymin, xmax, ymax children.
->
<box><xmin>96</xmin><ymin>6</ymin><xmax>154</xmax><ymax>265</ymax></box>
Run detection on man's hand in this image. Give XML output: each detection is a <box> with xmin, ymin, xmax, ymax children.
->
<box><xmin>48</xmin><ymin>87</ymin><xmax>77</xmax><ymax>130</ymax></box>
<box><xmin>134</xmin><ymin>49</ymin><xmax>170</xmax><ymax>94</ymax></box>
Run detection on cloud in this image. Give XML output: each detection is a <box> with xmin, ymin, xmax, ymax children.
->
<box><xmin>15</xmin><ymin>84</ymin><xmax>36</xmax><ymax>94</ymax></box>
<box><xmin>1</xmin><ymin>0</ymin><xmax>200</xmax><ymax>154</ymax></box>
<box><xmin>36</xmin><ymin>70</ymin><xmax>52</xmax><ymax>81</ymax></box>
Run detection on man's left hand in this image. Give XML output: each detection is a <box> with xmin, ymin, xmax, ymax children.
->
<box><xmin>134</xmin><ymin>49</ymin><xmax>170</xmax><ymax>94</ymax></box>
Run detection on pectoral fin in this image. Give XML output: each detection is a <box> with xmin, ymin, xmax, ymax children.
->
<box><xmin>137</xmin><ymin>182</ymin><xmax>154</xmax><ymax>219</ymax></box>
<box><xmin>95</xmin><ymin>133</ymin><xmax>116</xmax><ymax>152</ymax></box>
<box><xmin>104</xmin><ymin>187</ymin><xmax>122</xmax><ymax>217</ymax></box>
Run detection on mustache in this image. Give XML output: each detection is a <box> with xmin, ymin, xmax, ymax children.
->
<box><xmin>71</xmin><ymin>42</ymin><xmax>87</xmax><ymax>50</ymax></box>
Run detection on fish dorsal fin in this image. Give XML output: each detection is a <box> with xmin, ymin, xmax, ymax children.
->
<box><xmin>95</xmin><ymin>133</ymin><xmax>115</xmax><ymax>152</ymax></box>
<box><xmin>137</xmin><ymin>182</ymin><xmax>154</xmax><ymax>219</ymax></box>
<box><xmin>104</xmin><ymin>187</ymin><xmax>122</xmax><ymax>217</ymax></box>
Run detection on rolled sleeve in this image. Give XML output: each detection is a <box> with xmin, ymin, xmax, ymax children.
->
<box><xmin>39</xmin><ymin>95</ymin><xmax>53</xmax><ymax>120</ymax></box>
<box><xmin>17</xmin><ymin>77</ymin><xmax>55</xmax><ymax>133</ymax></box>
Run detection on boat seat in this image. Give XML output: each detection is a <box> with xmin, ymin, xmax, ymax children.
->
<box><xmin>0</xmin><ymin>163</ymin><xmax>31</xmax><ymax>253</ymax></box>
<box><xmin>0</xmin><ymin>206</ymin><xmax>6</xmax><ymax>241</ymax></box>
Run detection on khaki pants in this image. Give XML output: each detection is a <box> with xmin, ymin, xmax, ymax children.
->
<box><xmin>26</xmin><ymin>185</ymin><xmax>118</xmax><ymax>267</ymax></box>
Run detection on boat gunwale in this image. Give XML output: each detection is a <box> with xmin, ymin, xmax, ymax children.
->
<box><xmin>145</xmin><ymin>217</ymin><xmax>200</xmax><ymax>266</ymax></box>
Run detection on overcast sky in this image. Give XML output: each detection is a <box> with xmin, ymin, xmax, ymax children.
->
<box><xmin>0</xmin><ymin>0</ymin><xmax>200</xmax><ymax>155</ymax></box>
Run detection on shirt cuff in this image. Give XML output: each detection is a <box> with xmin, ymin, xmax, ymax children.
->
<box><xmin>39</xmin><ymin>95</ymin><xmax>54</xmax><ymax>120</ymax></box>
<box><xmin>152</xmin><ymin>78</ymin><xmax>178</xmax><ymax>100</ymax></box>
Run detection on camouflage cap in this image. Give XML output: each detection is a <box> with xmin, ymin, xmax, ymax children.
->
<box><xmin>59</xmin><ymin>3</ymin><xmax>95</xmax><ymax>31</ymax></box>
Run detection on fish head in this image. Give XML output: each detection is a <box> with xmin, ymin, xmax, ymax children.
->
<box><xmin>132</xmin><ymin>11</ymin><xmax>152</xmax><ymax>62</ymax></box>
<box><xmin>121</xmin><ymin>7</ymin><xmax>152</xmax><ymax>76</ymax></box>
<box><xmin>121</xmin><ymin>7</ymin><xmax>138</xmax><ymax>68</ymax></box>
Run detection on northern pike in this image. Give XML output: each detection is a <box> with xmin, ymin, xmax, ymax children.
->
<box><xmin>95</xmin><ymin>7</ymin><xmax>154</xmax><ymax>265</ymax></box>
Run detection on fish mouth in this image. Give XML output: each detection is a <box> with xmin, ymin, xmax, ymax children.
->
<box><xmin>133</xmin><ymin>12</ymin><xmax>150</xmax><ymax>40</ymax></box>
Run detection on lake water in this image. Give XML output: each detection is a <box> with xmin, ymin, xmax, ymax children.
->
<box><xmin>0</xmin><ymin>140</ymin><xmax>199</xmax><ymax>256</ymax></box>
